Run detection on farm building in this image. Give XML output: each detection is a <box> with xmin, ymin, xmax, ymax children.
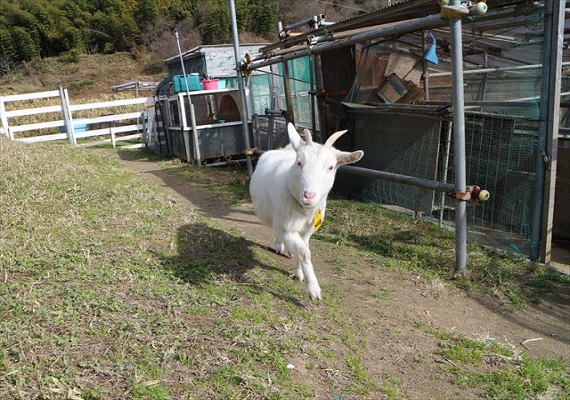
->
<box><xmin>145</xmin><ymin>0</ymin><xmax>568</xmax><ymax>270</ymax></box>
<box><xmin>147</xmin><ymin>43</ymin><xmax>321</xmax><ymax>161</ymax></box>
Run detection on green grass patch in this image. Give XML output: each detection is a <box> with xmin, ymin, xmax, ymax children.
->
<box><xmin>437</xmin><ymin>331</ymin><xmax>569</xmax><ymax>400</ymax></box>
<box><xmin>380</xmin><ymin>373</ymin><xmax>403</xmax><ymax>399</ymax></box>
<box><xmin>345</xmin><ymin>354</ymin><xmax>375</xmax><ymax>394</ymax></box>
<box><xmin>1</xmin><ymin>140</ymin><xmax>567</xmax><ymax>399</ymax></box>
<box><xmin>319</xmin><ymin>196</ymin><xmax>567</xmax><ymax>309</ymax></box>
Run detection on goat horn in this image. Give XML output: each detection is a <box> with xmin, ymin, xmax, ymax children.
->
<box><xmin>324</xmin><ymin>129</ymin><xmax>348</xmax><ymax>147</ymax></box>
<box><xmin>303</xmin><ymin>129</ymin><xmax>313</xmax><ymax>144</ymax></box>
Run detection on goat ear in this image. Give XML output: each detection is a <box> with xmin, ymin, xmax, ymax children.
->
<box><xmin>287</xmin><ymin>123</ymin><xmax>303</xmax><ymax>150</ymax></box>
<box><xmin>336</xmin><ymin>150</ymin><xmax>364</xmax><ymax>166</ymax></box>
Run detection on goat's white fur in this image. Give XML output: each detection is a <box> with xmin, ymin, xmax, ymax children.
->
<box><xmin>249</xmin><ymin>123</ymin><xmax>364</xmax><ymax>300</ymax></box>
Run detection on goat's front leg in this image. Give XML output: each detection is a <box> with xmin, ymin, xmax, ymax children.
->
<box><xmin>283</xmin><ymin>231</ymin><xmax>321</xmax><ymax>300</ymax></box>
<box><xmin>296</xmin><ymin>229</ymin><xmax>315</xmax><ymax>283</ymax></box>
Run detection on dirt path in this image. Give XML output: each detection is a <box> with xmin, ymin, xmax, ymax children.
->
<box><xmin>117</xmin><ymin>153</ymin><xmax>569</xmax><ymax>398</ymax></box>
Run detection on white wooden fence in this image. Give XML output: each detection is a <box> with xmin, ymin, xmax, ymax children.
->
<box><xmin>0</xmin><ymin>87</ymin><xmax>155</xmax><ymax>148</ymax></box>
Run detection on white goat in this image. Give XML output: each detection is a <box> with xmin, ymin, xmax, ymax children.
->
<box><xmin>249</xmin><ymin>123</ymin><xmax>364</xmax><ymax>300</ymax></box>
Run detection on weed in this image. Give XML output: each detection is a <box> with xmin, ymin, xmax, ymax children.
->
<box><xmin>345</xmin><ymin>354</ymin><xmax>375</xmax><ymax>394</ymax></box>
<box><xmin>381</xmin><ymin>373</ymin><xmax>403</xmax><ymax>399</ymax></box>
<box><xmin>438</xmin><ymin>331</ymin><xmax>569</xmax><ymax>400</ymax></box>
<box><xmin>371</xmin><ymin>287</ymin><xmax>391</xmax><ymax>300</ymax></box>
<box><xmin>129</xmin><ymin>380</ymin><xmax>170</xmax><ymax>399</ymax></box>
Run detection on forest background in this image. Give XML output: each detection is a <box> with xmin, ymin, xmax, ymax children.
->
<box><xmin>0</xmin><ymin>0</ymin><xmax>391</xmax><ymax>77</ymax></box>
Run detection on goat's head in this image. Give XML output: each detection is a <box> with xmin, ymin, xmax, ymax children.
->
<box><xmin>287</xmin><ymin>123</ymin><xmax>364</xmax><ymax>208</ymax></box>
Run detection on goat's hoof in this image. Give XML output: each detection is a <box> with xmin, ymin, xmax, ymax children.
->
<box><xmin>308</xmin><ymin>291</ymin><xmax>322</xmax><ymax>301</ymax></box>
<box><xmin>306</xmin><ymin>285</ymin><xmax>322</xmax><ymax>300</ymax></box>
<box><xmin>274</xmin><ymin>242</ymin><xmax>285</xmax><ymax>254</ymax></box>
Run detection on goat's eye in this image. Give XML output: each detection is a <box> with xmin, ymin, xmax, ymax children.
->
<box><xmin>297</xmin><ymin>161</ymin><xmax>303</xmax><ymax>167</ymax></box>
<box><xmin>327</xmin><ymin>165</ymin><xmax>334</xmax><ymax>171</ymax></box>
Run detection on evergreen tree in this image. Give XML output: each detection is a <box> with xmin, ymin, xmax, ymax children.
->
<box><xmin>201</xmin><ymin>4</ymin><xmax>231</xmax><ymax>44</ymax></box>
<box><xmin>0</xmin><ymin>26</ymin><xmax>16</xmax><ymax>60</ymax></box>
<box><xmin>250</xmin><ymin>3</ymin><xmax>278</xmax><ymax>37</ymax></box>
<box><xmin>0</xmin><ymin>0</ymin><xmax>346</xmax><ymax>65</ymax></box>
<box><xmin>12</xmin><ymin>26</ymin><xmax>38</xmax><ymax>60</ymax></box>
<box><xmin>134</xmin><ymin>0</ymin><xmax>159</xmax><ymax>30</ymax></box>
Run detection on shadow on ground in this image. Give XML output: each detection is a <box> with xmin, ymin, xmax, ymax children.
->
<box><xmin>162</xmin><ymin>222</ymin><xmax>305</xmax><ymax>307</ymax></box>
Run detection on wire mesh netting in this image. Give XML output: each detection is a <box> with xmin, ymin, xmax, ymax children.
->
<box><xmin>338</xmin><ymin>7</ymin><xmax>554</xmax><ymax>257</ymax></box>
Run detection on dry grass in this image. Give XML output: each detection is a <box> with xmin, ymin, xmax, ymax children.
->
<box><xmin>0</xmin><ymin>139</ymin><xmax>568</xmax><ymax>399</ymax></box>
<box><xmin>1</xmin><ymin>52</ymin><xmax>166</xmax><ymax>99</ymax></box>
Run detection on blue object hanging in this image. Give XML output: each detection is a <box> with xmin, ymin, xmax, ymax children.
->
<box><xmin>424</xmin><ymin>33</ymin><xmax>439</xmax><ymax>65</ymax></box>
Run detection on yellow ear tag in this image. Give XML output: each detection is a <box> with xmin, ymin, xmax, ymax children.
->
<box><xmin>313</xmin><ymin>209</ymin><xmax>323</xmax><ymax>232</ymax></box>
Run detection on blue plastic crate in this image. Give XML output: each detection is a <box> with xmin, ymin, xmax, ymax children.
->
<box><xmin>172</xmin><ymin>74</ymin><xmax>202</xmax><ymax>93</ymax></box>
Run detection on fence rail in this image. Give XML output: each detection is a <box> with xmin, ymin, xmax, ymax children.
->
<box><xmin>0</xmin><ymin>87</ymin><xmax>155</xmax><ymax>148</ymax></box>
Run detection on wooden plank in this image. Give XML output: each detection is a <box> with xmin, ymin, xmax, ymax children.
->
<box><xmin>74</xmin><ymin>124</ymin><xmax>141</xmax><ymax>139</ymax></box>
<box><xmin>80</xmin><ymin>112</ymin><xmax>142</xmax><ymax>125</ymax></box>
<box><xmin>120</xmin><ymin>143</ymin><xmax>146</xmax><ymax>149</ymax></box>
<box><xmin>17</xmin><ymin>133</ymin><xmax>69</xmax><ymax>143</ymax></box>
<box><xmin>10</xmin><ymin>120</ymin><xmax>64</xmax><ymax>133</ymax></box>
<box><xmin>0</xmin><ymin>97</ymin><xmax>10</xmax><ymax>139</ymax></box>
<box><xmin>79</xmin><ymin>133</ymin><xmax>143</xmax><ymax>147</ymax></box>
<box><xmin>61</xmin><ymin>87</ymin><xmax>75</xmax><ymax>145</ymax></box>
<box><xmin>69</xmin><ymin>97</ymin><xmax>153</xmax><ymax>112</ymax></box>
<box><xmin>114</xmin><ymin>133</ymin><xmax>142</xmax><ymax>141</ymax></box>
<box><xmin>2</xmin><ymin>90</ymin><xmax>60</xmax><ymax>102</ymax></box>
<box><xmin>5</xmin><ymin>105</ymin><xmax>63</xmax><ymax>118</ymax></box>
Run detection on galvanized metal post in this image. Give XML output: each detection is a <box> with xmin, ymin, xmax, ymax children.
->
<box><xmin>229</xmin><ymin>0</ymin><xmax>253</xmax><ymax>176</ymax></box>
<box><xmin>422</xmin><ymin>31</ymin><xmax>430</xmax><ymax>101</ymax></box>
<box><xmin>535</xmin><ymin>0</ymin><xmax>564</xmax><ymax>262</ymax></box>
<box><xmin>449</xmin><ymin>1</ymin><xmax>468</xmax><ymax>274</ymax></box>
<box><xmin>174</xmin><ymin>29</ymin><xmax>201</xmax><ymax>166</ymax></box>
<box><xmin>439</xmin><ymin>122</ymin><xmax>454</xmax><ymax>227</ymax></box>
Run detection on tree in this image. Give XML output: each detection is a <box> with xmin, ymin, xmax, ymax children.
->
<box><xmin>250</xmin><ymin>3</ymin><xmax>278</xmax><ymax>38</ymax></box>
<box><xmin>91</xmin><ymin>9</ymin><xmax>138</xmax><ymax>52</ymax></box>
<box><xmin>134</xmin><ymin>0</ymin><xmax>159</xmax><ymax>30</ymax></box>
<box><xmin>200</xmin><ymin>4</ymin><xmax>230</xmax><ymax>44</ymax></box>
<box><xmin>0</xmin><ymin>0</ymin><xmax>360</xmax><ymax>65</ymax></box>
<box><xmin>0</xmin><ymin>26</ymin><xmax>16</xmax><ymax>61</ymax></box>
<box><xmin>12</xmin><ymin>27</ymin><xmax>38</xmax><ymax>61</ymax></box>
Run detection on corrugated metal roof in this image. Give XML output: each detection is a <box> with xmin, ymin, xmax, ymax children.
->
<box><xmin>163</xmin><ymin>44</ymin><xmax>268</xmax><ymax>64</ymax></box>
<box><xmin>163</xmin><ymin>44</ymin><xmax>271</xmax><ymax>78</ymax></box>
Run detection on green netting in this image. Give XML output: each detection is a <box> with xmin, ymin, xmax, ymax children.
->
<box><xmin>341</xmin><ymin>8</ymin><xmax>549</xmax><ymax>257</ymax></box>
<box><xmin>276</xmin><ymin>57</ymin><xmax>317</xmax><ymax>129</ymax></box>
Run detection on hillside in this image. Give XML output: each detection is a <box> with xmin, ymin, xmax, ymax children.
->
<box><xmin>0</xmin><ymin>52</ymin><xmax>167</xmax><ymax>99</ymax></box>
<box><xmin>0</xmin><ymin>0</ymin><xmax>390</xmax><ymax>82</ymax></box>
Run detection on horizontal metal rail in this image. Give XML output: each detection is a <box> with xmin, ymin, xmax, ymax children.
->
<box><xmin>339</xmin><ymin>164</ymin><xmax>454</xmax><ymax>192</ymax></box>
<box><xmin>250</xmin><ymin>148</ymin><xmax>489</xmax><ymax>202</ymax></box>
<box><xmin>428</xmin><ymin>61</ymin><xmax>570</xmax><ymax>77</ymax></box>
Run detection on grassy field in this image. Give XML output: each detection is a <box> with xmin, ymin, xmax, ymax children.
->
<box><xmin>0</xmin><ymin>138</ymin><xmax>568</xmax><ymax>399</ymax></box>
<box><xmin>1</xmin><ymin>52</ymin><xmax>165</xmax><ymax>99</ymax></box>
